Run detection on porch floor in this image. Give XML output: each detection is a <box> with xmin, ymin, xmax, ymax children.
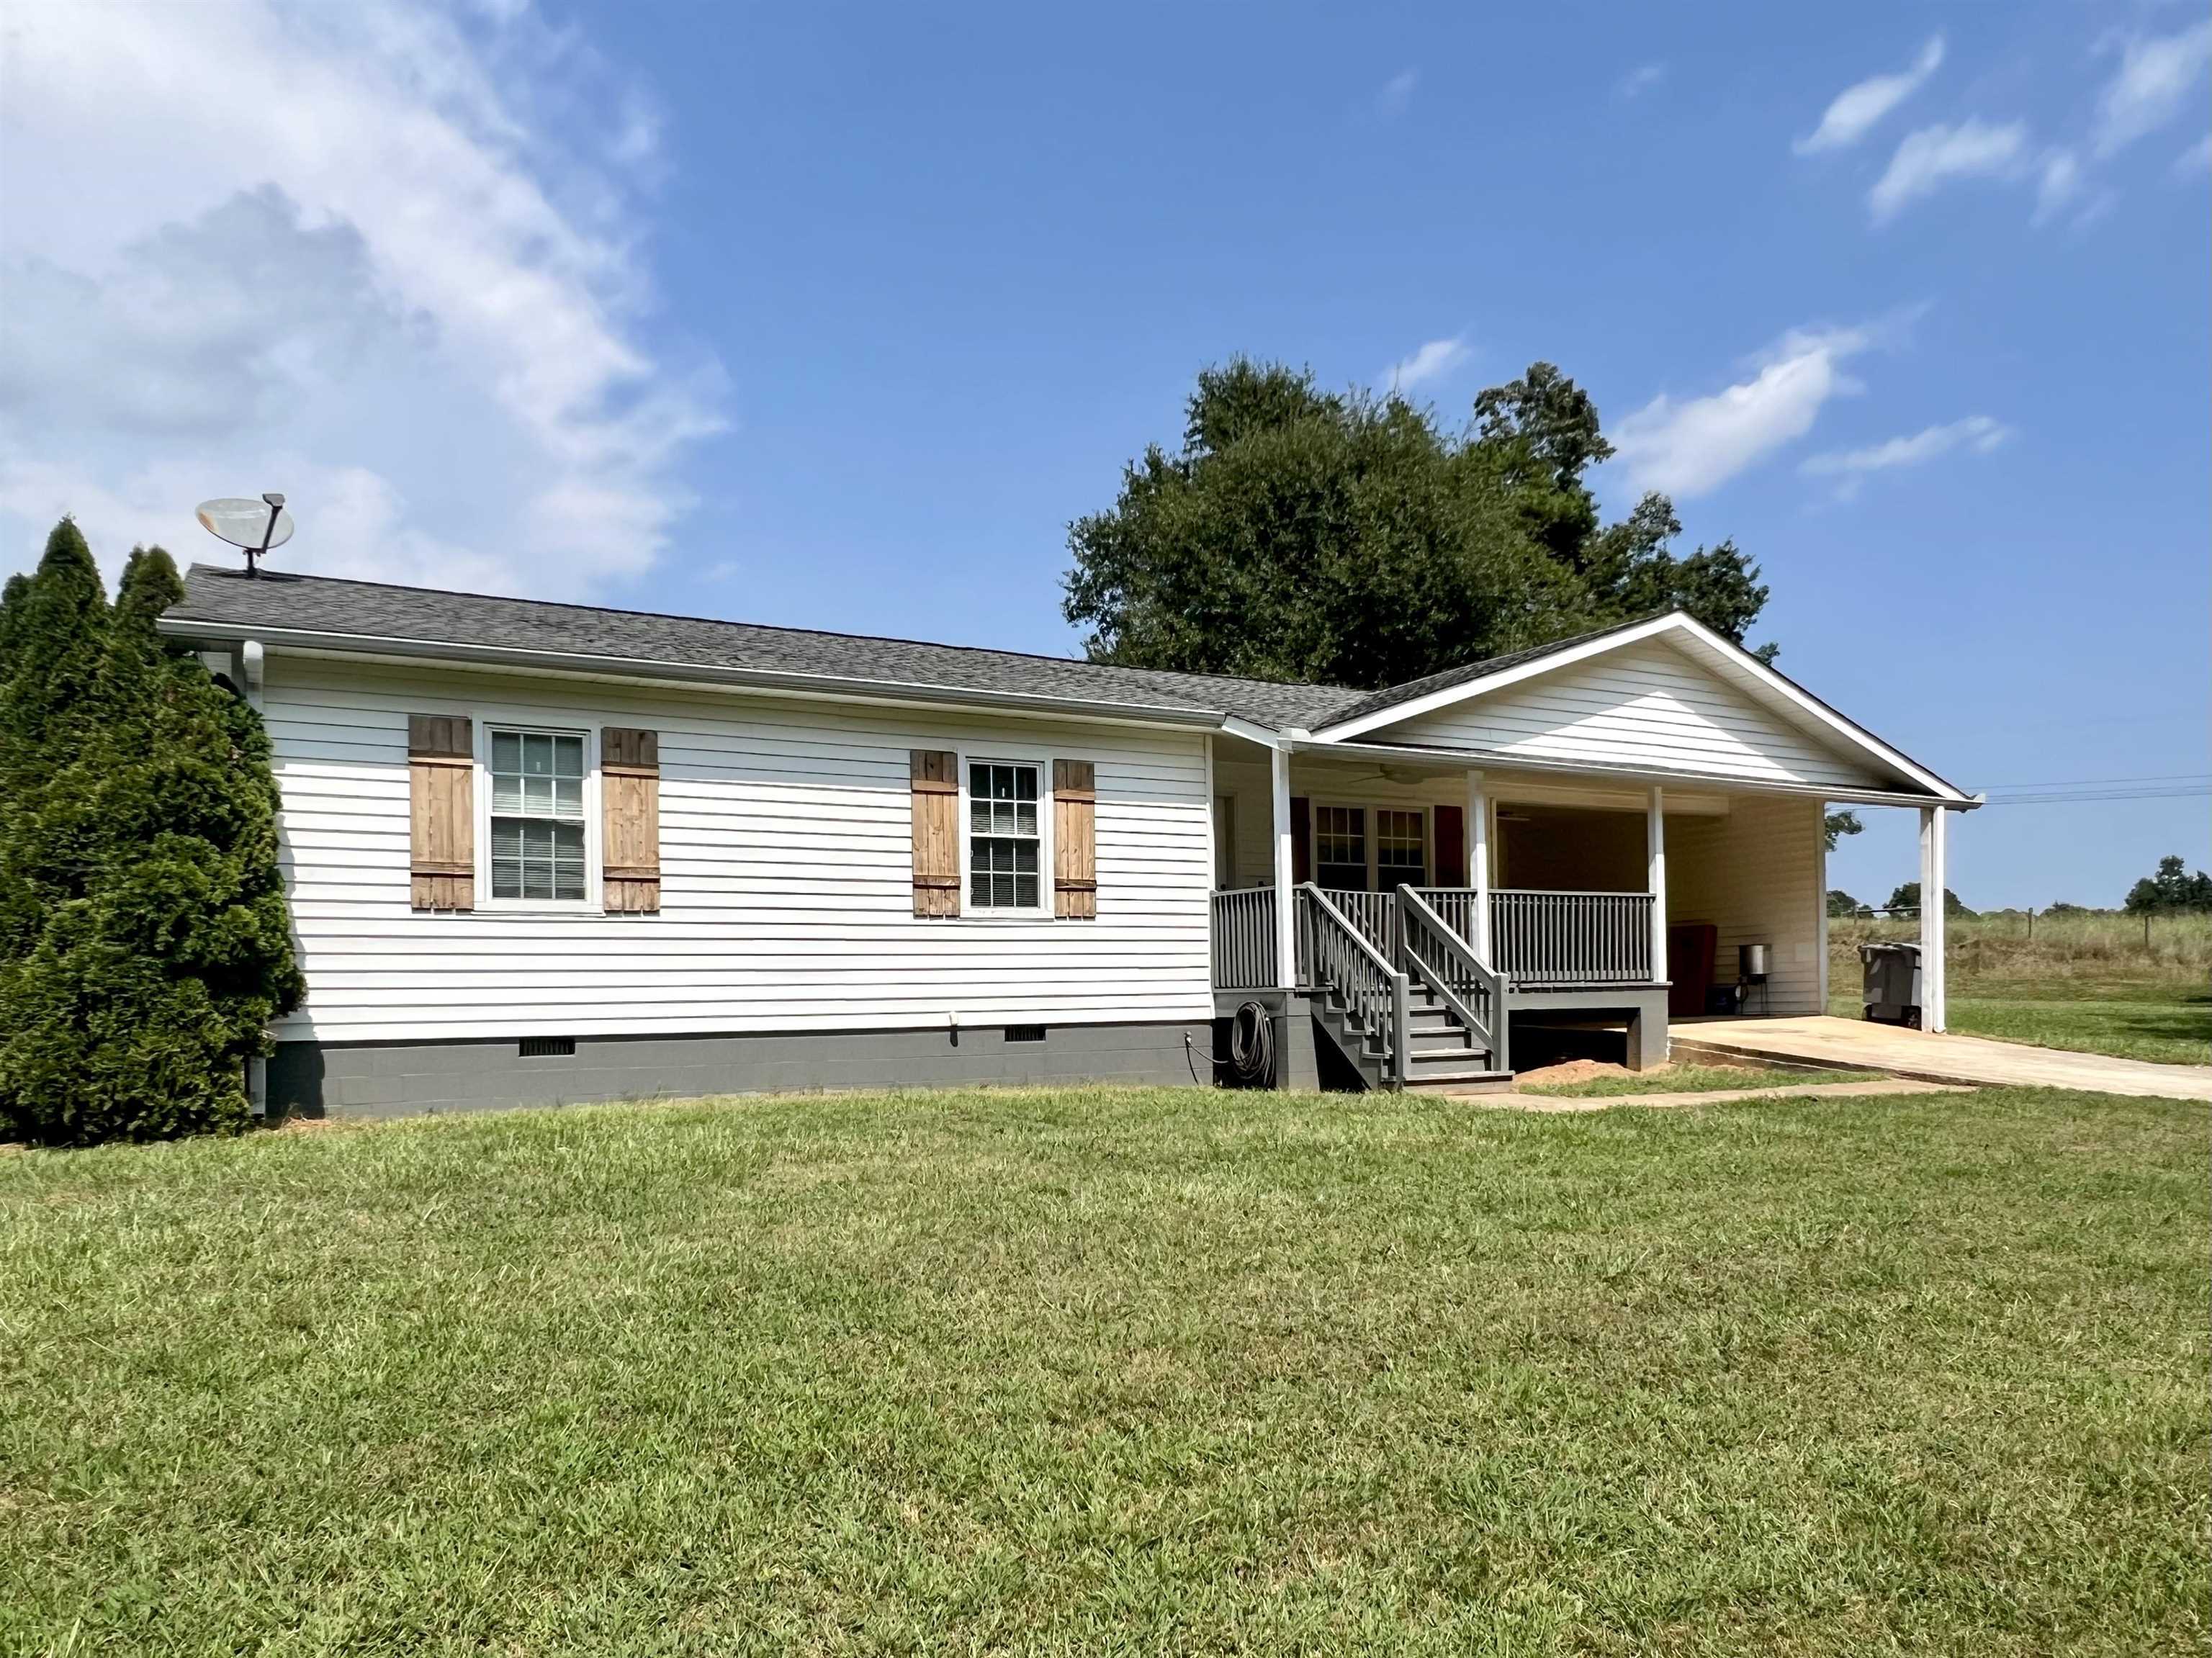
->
<box><xmin>1673</xmin><ymin>1015</ymin><xmax>2212</xmax><ymax>1101</ymax></box>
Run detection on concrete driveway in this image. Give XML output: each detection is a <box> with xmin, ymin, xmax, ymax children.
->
<box><xmin>1673</xmin><ymin>1015</ymin><xmax>2212</xmax><ymax>1101</ymax></box>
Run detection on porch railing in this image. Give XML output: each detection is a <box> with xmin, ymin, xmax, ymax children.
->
<box><xmin>1486</xmin><ymin>888</ymin><xmax>1655</xmax><ymax>984</ymax></box>
<box><xmin>1320</xmin><ymin>888</ymin><xmax>1395</xmax><ymax>959</ymax></box>
<box><xmin>1398</xmin><ymin>887</ymin><xmax>1509</xmax><ymax>1073</ymax></box>
<box><xmin>1216</xmin><ymin>883</ymin><xmax>1659</xmax><ymax>993</ymax></box>
<box><xmin>1298</xmin><ymin>884</ymin><xmax>1407</xmax><ymax>1086</ymax></box>
<box><xmin>1210</xmin><ymin>887</ymin><xmax>1279</xmax><ymax>990</ymax></box>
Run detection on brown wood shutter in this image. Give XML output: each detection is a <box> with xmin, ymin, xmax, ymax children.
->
<box><xmin>1052</xmin><ymin>759</ymin><xmax>1097</xmax><ymax>919</ymax></box>
<box><xmin>1289</xmin><ymin>796</ymin><xmax>1311</xmax><ymax>885</ymax></box>
<box><xmin>910</xmin><ymin>749</ymin><xmax>959</xmax><ymax>916</ymax></box>
<box><xmin>1433</xmin><ymin>804</ymin><xmax>1465</xmax><ymax>888</ymax></box>
<box><xmin>601</xmin><ymin>727</ymin><xmax>660</xmax><ymax>913</ymax></box>
<box><xmin>408</xmin><ymin>714</ymin><xmax>474</xmax><ymax>911</ymax></box>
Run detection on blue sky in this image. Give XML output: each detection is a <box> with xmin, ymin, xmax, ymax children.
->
<box><xmin>1</xmin><ymin>1</ymin><xmax>2204</xmax><ymax>908</ymax></box>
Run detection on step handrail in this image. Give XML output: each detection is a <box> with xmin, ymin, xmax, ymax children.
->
<box><xmin>1398</xmin><ymin>885</ymin><xmax>1511</xmax><ymax>1075</ymax></box>
<box><xmin>1297</xmin><ymin>883</ymin><xmax>1411</xmax><ymax>1086</ymax></box>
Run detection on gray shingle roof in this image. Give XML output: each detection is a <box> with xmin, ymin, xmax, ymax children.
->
<box><xmin>166</xmin><ymin>566</ymin><xmax>1367</xmax><ymax>728</ymax></box>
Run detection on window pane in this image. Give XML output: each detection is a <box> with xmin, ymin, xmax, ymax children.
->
<box><xmin>553</xmin><ymin>736</ymin><xmax>583</xmax><ymax>778</ymax></box>
<box><xmin>1015</xmin><ymin>873</ymin><xmax>1038</xmax><ymax>908</ymax></box>
<box><xmin>492</xmin><ymin>731</ymin><xmax>519</xmax><ymax>772</ymax></box>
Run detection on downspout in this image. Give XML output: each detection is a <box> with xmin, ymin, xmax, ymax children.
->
<box><xmin>240</xmin><ymin>638</ymin><xmax>265</xmax><ymax>713</ymax></box>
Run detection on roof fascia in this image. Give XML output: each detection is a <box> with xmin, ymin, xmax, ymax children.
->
<box><xmin>156</xmin><ymin>619</ymin><xmax>1231</xmax><ymax>733</ymax></box>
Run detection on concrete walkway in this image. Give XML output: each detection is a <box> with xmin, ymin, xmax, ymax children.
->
<box><xmin>1673</xmin><ymin>1015</ymin><xmax>2212</xmax><ymax>1101</ymax></box>
<box><xmin>1488</xmin><ymin>1077</ymin><xmax>1970</xmax><ymax>1114</ymax></box>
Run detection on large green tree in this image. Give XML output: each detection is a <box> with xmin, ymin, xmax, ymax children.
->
<box><xmin>0</xmin><ymin>534</ymin><xmax>302</xmax><ymax>1144</ymax></box>
<box><xmin>1061</xmin><ymin>359</ymin><xmax>1771</xmax><ymax>689</ymax></box>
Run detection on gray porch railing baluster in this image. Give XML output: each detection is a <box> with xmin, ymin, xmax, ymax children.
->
<box><xmin>1473</xmin><ymin>888</ymin><xmax>1654</xmax><ymax>983</ymax></box>
<box><xmin>1208</xmin><ymin>887</ymin><xmax>1279</xmax><ymax>989</ymax></box>
<box><xmin>1319</xmin><ymin>888</ymin><xmax>1395</xmax><ymax>958</ymax></box>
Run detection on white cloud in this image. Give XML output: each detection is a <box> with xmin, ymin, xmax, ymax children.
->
<box><xmin>1801</xmin><ymin>415</ymin><xmax>2013</xmax><ymax>499</ymax></box>
<box><xmin>2177</xmin><ymin>133</ymin><xmax>2212</xmax><ymax>176</ymax></box>
<box><xmin>1868</xmin><ymin>120</ymin><xmax>2031</xmax><ymax>222</ymax></box>
<box><xmin>2033</xmin><ymin>148</ymin><xmax>2085</xmax><ymax>225</ymax></box>
<box><xmin>1611</xmin><ymin>323</ymin><xmax>1879</xmax><ymax>499</ymax></box>
<box><xmin>1376</xmin><ymin>70</ymin><xmax>1418</xmax><ymax>119</ymax></box>
<box><xmin>2092</xmin><ymin>21</ymin><xmax>2212</xmax><ymax>158</ymax></box>
<box><xmin>1794</xmin><ymin>35</ymin><xmax>1944</xmax><ymax>155</ymax></box>
<box><xmin>1383</xmin><ymin>336</ymin><xmax>1470</xmax><ymax>393</ymax></box>
<box><xmin>1618</xmin><ymin>62</ymin><xmax>1668</xmax><ymax>100</ymax></box>
<box><xmin>0</xmin><ymin>0</ymin><xmax>724</xmax><ymax>597</ymax></box>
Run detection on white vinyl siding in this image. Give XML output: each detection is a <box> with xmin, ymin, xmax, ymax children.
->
<box><xmin>1667</xmin><ymin>795</ymin><xmax>1824</xmax><ymax>1016</ymax></box>
<box><xmin>261</xmin><ymin>657</ymin><xmax>1212</xmax><ymax>1041</ymax></box>
<box><xmin>1367</xmin><ymin>639</ymin><xmax>1887</xmax><ymax>790</ymax></box>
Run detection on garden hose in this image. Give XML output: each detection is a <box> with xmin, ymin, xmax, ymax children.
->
<box><xmin>1226</xmin><ymin>999</ymin><xmax>1275</xmax><ymax>1088</ymax></box>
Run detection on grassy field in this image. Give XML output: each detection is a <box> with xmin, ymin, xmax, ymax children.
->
<box><xmin>3</xmin><ymin>1086</ymin><xmax>2205</xmax><ymax>1655</ymax></box>
<box><xmin>1829</xmin><ymin>912</ymin><xmax>2212</xmax><ymax>1065</ymax></box>
<box><xmin>1518</xmin><ymin>1063</ymin><xmax>1867</xmax><ymax>1097</ymax></box>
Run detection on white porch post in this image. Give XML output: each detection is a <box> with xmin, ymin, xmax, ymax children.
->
<box><xmin>1272</xmin><ymin>742</ymin><xmax>1296</xmax><ymax>988</ymax></box>
<box><xmin>1920</xmin><ymin>805</ymin><xmax>1948</xmax><ymax>1032</ymax></box>
<box><xmin>1466</xmin><ymin>771</ymin><xmax>1491</xmax><ymax>959</ymax></box>
<box><xmin>1647</xmin><ymin>785</ymin><xmax>1667</xmax><ymax>983</ymax></box>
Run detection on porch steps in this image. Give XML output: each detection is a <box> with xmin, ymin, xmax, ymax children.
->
<box><xmin>1309</xmin><ymin>986</ymin><xmax>1511</xmax><ymax>1094</ymax></box>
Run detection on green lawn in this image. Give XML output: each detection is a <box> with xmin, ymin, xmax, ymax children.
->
<box><xmin>1519</xmin><ymin>1063</ymin><xmax>1867</xmax><ymax>1098</ymax></box>
<box><xmin>1827</xmin><ymin>975</ymin><xmax>2212</xmax><ymax>1065</ymax></box>
<box><xmin>3</xmin><ymin>1087</ymin><xmax>2205</xmax><ymax>1655</ymax></box>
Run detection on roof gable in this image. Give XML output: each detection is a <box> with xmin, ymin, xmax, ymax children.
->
<box><xmin>1316</xmin><ymin>613</ymin><xmax>1967</xmax><ymax>801</ymax></box>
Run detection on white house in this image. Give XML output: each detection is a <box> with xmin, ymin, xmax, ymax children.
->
<box><xmin>159</xmin><ymin>566</ymin><xmax>1977</xmax><ymax>1116</ymax></box>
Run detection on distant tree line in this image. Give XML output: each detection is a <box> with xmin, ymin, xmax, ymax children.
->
<box><xmin>1825</xmin><ymin>853</ymin><xmax>2212</xmax><ymax>922</ymax></box>
<box><xmin>0</xmin><ymin>521</ymin><xmax>301</xmax><ymax>1145</ymax></box>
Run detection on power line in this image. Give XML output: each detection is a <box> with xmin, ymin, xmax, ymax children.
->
<box><xmin>1980</xmin><ymin>785</ymin><xmax>2212</xmax><ymax>806</ymax></box>
<box><xmin>1971</xmin><ymin>771</ymin><xmax>2212</xmax><ymax>789</ymax></box>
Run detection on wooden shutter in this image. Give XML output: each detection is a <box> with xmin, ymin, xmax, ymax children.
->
<box><xmin>408</xmin><ymin>714</ymin><xmax>474</xmax><ymax>911</ymax></box>
<box><xmin>1433</xmin><ymin>804</ymin><xmax>1465</xmax><ymax>888</ymax></box>
<box><xmin>1053</xmin><ymin>759</ymin><xmax>1097</xmax><ymax>919</ymax></box>
<box><xmin>911</xmin><ymin>749</ymin><xmax>959</xmax><ymax>916</ymax></box>
<box><xmin>601</xmin><ymin>727</ymin><xmax>660</xmax><ymax>914</ymax></box>
<box><xmin>1289</xmin><ymin>796</ymin><xmax>1311</xmax><ymax>885</ymax></box>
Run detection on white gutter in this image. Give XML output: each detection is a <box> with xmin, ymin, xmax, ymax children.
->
<box><xmin>156</xmin><ymin>617</ymin><xmax>1233</xmax><ymax>733</ymax></box>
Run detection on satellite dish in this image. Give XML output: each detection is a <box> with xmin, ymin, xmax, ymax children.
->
<box><xmin>197</xmin><ymin>493</ymin><xmax>294</xmax><ymax>576</ymax></box>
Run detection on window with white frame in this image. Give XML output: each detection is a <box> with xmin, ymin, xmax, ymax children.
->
<box><xmin>968</xmin><ymin>760</ymin><xmax>1040</xmax><ymax>911</ymax></box>
<box><xmin>1376</xmin><ymin>808</ymin><xmax>1426</xmax><ymax>888</ymax></box>
<box><xmin>1315</xmin><ymin>804</ymin><xmax>1367</xmax><ymax>891</ymax></box>
<box><xmin>490</xmin><ymin>729</ymin><xmax>587</xmax><ymax>901</ymax></box>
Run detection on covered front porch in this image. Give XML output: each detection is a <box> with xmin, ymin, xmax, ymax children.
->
<box><xmin>1206</xmin><ymin>733</ymin><xmax>1954</xmax><ymax>1089</ymax></box>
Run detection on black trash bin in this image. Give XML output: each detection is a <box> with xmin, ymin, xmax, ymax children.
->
<box><xmin>1858</xmin><ymin>940</ymin><xmax>1922</xmax><ymax>1027</ymax></box>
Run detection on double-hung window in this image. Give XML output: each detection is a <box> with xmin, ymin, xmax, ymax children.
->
<box><xmin>490</xmin><ymin>728</ymin><xmax>587</xmax><ymax>901</ymax></box>
<box><xmin>968</xmin><ymin>760</ymin><xmax>1040</xmax><ymax>911</ymax></box>
<box><xmin>1376</xmin><ymin>808</ymin><xmax>1426</xmax><ymax>888</ymax></box>
<box><xmin>1315</xmin><ymin>805</ymin><xmax>1368</xmax><ymax>892</ymax></box>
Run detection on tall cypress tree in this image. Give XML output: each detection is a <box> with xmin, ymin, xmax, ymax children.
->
<box><xmin>0</xmin><ymin>537</ymin><xmax>302</xmax><ymax>1144</ymax></box>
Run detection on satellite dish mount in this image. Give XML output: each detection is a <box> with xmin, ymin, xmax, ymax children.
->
<box><xmin>197</xmin><ymin>492</ymin><xmax>295</xmax><ymax>577</ymax></box>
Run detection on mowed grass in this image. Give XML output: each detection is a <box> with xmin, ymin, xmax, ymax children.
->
<box><xmin>2</xmin><ymin>1086</ymin><xmax>2205</xmax><ymax>1656</ymax></box>
<box><xmin>1519</xmin><ymin>1064</ymin><xmax>1866</xmax><ymax>1098</ymax></box>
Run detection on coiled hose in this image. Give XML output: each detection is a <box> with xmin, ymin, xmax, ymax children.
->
<box><xmin>1226</xmin><ymin>999</ymin><xmax>1275</xmax><ymax>1088</ymax></box>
